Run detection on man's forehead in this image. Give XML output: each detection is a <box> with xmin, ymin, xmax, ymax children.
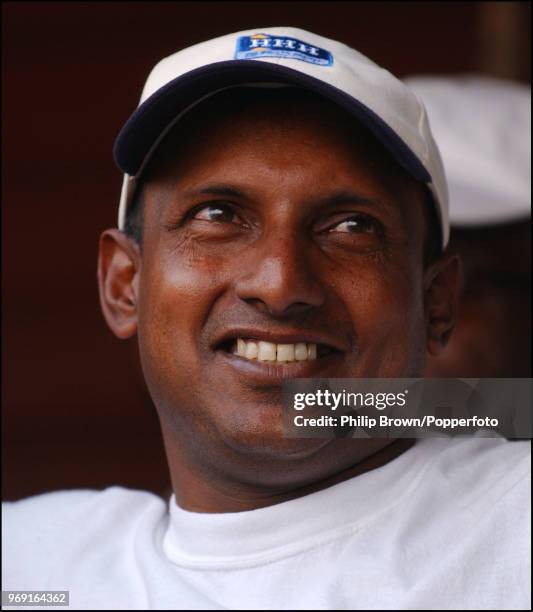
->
<box><xmin>169</xmin><ymin>86</ymin><xmax>378</xmax><ymax>139</ymax></box>
<box><xmin>144</xmin><ymin>87</ymin><xmax>414</xmax><ymax>189</ymax></box>
<box><xmin>135</xmin><ymin>86</ymin><xmax>429</xmax><ymax>246</ymax></box>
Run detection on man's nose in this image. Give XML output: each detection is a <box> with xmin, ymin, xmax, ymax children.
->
<box><xmin>234</xmin><ymin>230</ymin><xmax>326</xmax><ymax>317</ymax></box>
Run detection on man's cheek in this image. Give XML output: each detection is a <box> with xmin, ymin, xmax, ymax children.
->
<box><xmin>345</xmin><ymin>278</ymin><xmax>420</xmax><ymax>353</ymax></box>
<box><xmin>138</xmin><ymin>270</ymin><xmax>216</xmax><ymax>380</ymax></box>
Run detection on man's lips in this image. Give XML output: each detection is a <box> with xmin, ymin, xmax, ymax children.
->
<box><xmin>216</xmin><ymin>349</ymin><xmax>345</xmax><ymax>384</ymax></box>
<box><xmin>211</xmin><ymin>326</ymin><xmax>349</xmax><ymax>383</ymax></box>
<box><xmin>212</xmin><ymin>327</ymin><xmax>349</xmax><ymax>357</ymax></box>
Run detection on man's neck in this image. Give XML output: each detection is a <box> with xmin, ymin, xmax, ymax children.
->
<box><xmin>165</xmin><ymin>438</ymin><xmax>416</xmax><ymax>513</ymax></box>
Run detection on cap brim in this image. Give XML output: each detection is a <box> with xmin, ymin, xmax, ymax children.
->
<box><xmin>113</xmin><ymin>60</ymin><xmax>430</xmax><ymax>185</ymax></box>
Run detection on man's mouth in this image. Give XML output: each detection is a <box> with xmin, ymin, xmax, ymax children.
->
<box><xmin>228</xmin><ymin>338</ymin><xmax>333</xmax><ymax>362</ymax></box>
<box><xmin>214</xmin><ymin>327</ymin><xmax>344</xmax><ymax>364</ymax></box>
<box><xmin>212</xmin><ymin>329</ymin><xmax>347</xmax><ymax>384</ymax></box>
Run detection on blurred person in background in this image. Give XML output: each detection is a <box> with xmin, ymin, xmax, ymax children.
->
<box><xmin>406</xmin><ymin>76</ymin><xmax>531</xmax><ymax>378</ymax></box>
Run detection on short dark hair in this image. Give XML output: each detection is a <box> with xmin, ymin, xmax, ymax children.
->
<box><xmin>422</xmin><ymin>188</ymin><xmax>443</xmax><ymax>265</ymax></box>
<box><xmin>123</xmin><ymin>87</ymin><xmax>443</xmax><ymax>264</ymax></box>
<box><xmin>124</xmin><ymin>183</ymin><xmax>144</xmax><ymax>248</ymax></box>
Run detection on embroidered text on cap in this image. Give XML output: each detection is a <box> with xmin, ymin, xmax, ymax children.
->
<box><xmin>235</xmin><ymin>33</ymin><xmax>334</xmax><ymax>66</ymax></box>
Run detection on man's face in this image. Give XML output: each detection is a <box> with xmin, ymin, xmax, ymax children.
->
<box><xmin>99</xmin><ymin>91</ymin><xmax>457</xmax><ymax>490</ymax></box>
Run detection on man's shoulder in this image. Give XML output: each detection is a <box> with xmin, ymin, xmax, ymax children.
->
<box><xmin>432</xmin><ymin>437</ymin><xmax>530</xmax><ymax>480</ymax></box>
<box><xmin>416</xmin><ymin>437</ymin><xmax>530</xmax><ymax>511</ymax></box>
<box><xmin>3</xmin><ymin>487</ymin><xmax>168</xmax><ymax>591</ymax></box>
<box><xmin>3</xmin><ymin>485</ymin><xmax>165</xmax><ymax>521</ymax></box>
<box><xmin>3</xmin><ymin>486</ymin><xmax>167</xmax><ymax>558</ymax></box>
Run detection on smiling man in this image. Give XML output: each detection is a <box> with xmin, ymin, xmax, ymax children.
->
<box><xmin>102</xmin><ymin>85</ymin><xmax>447</xmax><ymax>512</ymax></box>
<box><xmin>3</xmin><ymin>28</ymin><xmax>530</xmax><ymax>611</ymax></box>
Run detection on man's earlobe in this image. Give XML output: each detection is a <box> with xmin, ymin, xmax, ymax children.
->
<box><xmin>424</xmin><ymin>252</ymin><xmax>462</xmax><ymax>357</ymax></box>
<box><xmin>97</xmin><ymin>229</ymin><xmax>141</xmax><ymax>339</ymax></box>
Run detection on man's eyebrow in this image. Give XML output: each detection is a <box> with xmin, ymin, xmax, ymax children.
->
<box><xmin>181</xmin><ymin>184</ymin><xmax>395</xmax><ymax>210</ymax></box>
<box><xmin>311</xmin><ymin>190</ymin><xmax>396</xmax><ymax>211</ymax></box>
<box><xmin>181</xmin><ymin>184</ymin><xmax>247</xmax><ymax>199</ymax></box>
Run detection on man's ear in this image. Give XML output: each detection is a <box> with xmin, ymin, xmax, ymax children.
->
<box><xmin>97</xmin><ymin>229</ymin><xmax>141</xmax><ymax>339</ymax></box>
<box><xmin>423</xmin><ymin>251</ymin><xmax>462</xmax><ymax>357</ymax></box>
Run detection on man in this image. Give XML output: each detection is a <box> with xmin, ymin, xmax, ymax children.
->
<box><xmin>405</xmin><ymin>75</ymin><xmax>531</xmax><ymax>378</ymax></box>
<box><xmin>3</xmin><ymin>28</ymin><xmax>530</xmax><ymax>610</ymax></box>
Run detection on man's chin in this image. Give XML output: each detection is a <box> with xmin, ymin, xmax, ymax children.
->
<box><xmin>218</xmin><ymin>428</ymin><xmax>331</xmax><ymax>461</ymax></box>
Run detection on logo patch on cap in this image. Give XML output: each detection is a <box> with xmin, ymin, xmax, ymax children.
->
<box><xmin>235</xmin><ymin>33</ymin><xmax>333</xmax><ymax>66</ymax></box>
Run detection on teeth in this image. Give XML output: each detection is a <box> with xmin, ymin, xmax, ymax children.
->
<box><xmin>233</xmin><ymin>339</ymin><xmax>319</xmax><ymax>362</ymax></box>
<box><xmin>258</xmin><ymin>341</ymin><xmax>277</xmax><ymax>361</ymax></box>
<box><xmin>245</xmin><ymin>341</ymin><xmax>259</xmax><ymax>360</ymax></box>
<box><xmin>237</xmin><ymin>339</ymin><xmax>246</xmax><ymax>356</ymax></box>
<box><xmin>294</xmin><ymin>342</ymin><xmax>308</xmax><ymax>361</ymax></box>
<box><xmin>277</xmin><ymin>344</ymin><xmax>295</xmax><ymax>362</ymax></box>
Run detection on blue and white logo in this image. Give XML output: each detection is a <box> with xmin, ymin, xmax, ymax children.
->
<box><xmin>235</xmin><ymin>33</ymin><xmax>333</xmax><ymax>66</ymax></box>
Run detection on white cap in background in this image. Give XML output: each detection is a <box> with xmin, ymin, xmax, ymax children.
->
<box><xmin>405</xmin><ymin>75</ymin><xmax>531</xmax><ymax>227</ymax></box>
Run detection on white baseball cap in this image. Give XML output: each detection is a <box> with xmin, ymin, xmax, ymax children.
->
<box><xmin>114</xmin><ymin>27</ymin><xmax>449</xmax><ymax>247</ymax></box>
<box><xmin>405</xmin><ymin>75</ymin><xmax>531</xmax><ymax>227</ymax></box>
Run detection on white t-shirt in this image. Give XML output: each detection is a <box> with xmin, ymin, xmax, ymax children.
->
<box><xmin>3</xmin><ymin>437</ymin><xmax>531</xmax><ymax>610</ymax></box>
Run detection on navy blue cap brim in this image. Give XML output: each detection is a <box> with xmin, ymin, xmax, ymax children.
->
<box><xmin>114</xmin><ymin>60</ymin><xmax>430</xmax><ymax>184</ymax></box>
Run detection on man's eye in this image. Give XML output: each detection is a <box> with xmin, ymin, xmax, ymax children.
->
<box><xmin>329</xmin><ymin>215</ymin><xmax>377</xmax><ymax>234</ymax></box>
<box><xmin>193</xmin><ymin>204</ymin><xmax>240</xmax><ymax>224</ymax></box>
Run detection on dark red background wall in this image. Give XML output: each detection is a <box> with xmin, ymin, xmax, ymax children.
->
<box><xmin>3</xmin><ymin>1</ymin><xmax>530</xmax><ymax>501</ymax></box>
